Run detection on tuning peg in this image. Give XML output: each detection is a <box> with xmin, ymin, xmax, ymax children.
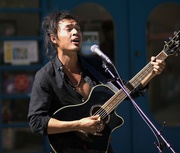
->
<box><xmin>164</xmin><ymin>41</ymin><xmax>167</xmax><ymax>44</ymax></box>
<box><xmin>174</xmin><ymin>31</ymin><xmax>177</xmax><ymax>35</ymax></box>
<box><xmin>169</xmin><ymin>37</ymin><xmax>172</xmax><ymax>40</ymax></box>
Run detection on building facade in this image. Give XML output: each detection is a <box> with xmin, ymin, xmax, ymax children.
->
<box><xmin>0</xmin><ymin>0</ymin><xmax>180</xmax><ymax>152</ymax></box>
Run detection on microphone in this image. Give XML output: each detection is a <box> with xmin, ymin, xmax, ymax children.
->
<box><xmin>90</xmin><ymin>45</ymin><xmax>113</xmax><ymax>65</ymax></box>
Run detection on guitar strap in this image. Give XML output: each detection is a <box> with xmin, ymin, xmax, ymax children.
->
<box><xmin>82</xmin><ymin>57</ymin><xmax>119</xmax><ymax>93</ymax></box>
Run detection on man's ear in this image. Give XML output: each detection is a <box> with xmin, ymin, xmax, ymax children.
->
<box><xmin>50</xmin><ymin>34</ymin><xmax>57</xmax><ymax>43</ymax></box>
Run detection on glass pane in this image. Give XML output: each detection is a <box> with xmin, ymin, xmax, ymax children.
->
<box><xmin>147</xmin><ymin>3</ymin><xmax>180</xmax><ymax>126</ymax></box>
<box><xmin>2</xmin><ymin>128</ymin><xmax>44</xmax><ymax>152</ymax></box>
<box><xmin>2</xmin><ymin>71</ymin><xmax>35</xmax><ymax>94</ymax></box>
<box><xmin>2</xmin><ymin>99</ymin><xmax>29</xmax><ymax>122</ymax></box>
<box><xmin>0</xmin><ymin>13</ymin><xmax>40</xmax><ymax>36</ymax></box>
<box><xmin>0</xmin><ymin>40</ymin><xmax>41</xmax><ymax>65</ymax></box>
<box><xmin>72</xmin><ymin>3</ymin><xmax>115</xmax><ymax>62</ymax></box>
<box><xmin>0</xmin><ymin>0</ymin><xmax>39</xmax><ymax>8</ymax></box>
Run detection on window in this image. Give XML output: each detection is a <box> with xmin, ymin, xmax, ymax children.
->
<box><xmin>147</xmin><ymin>2</ymin><xmax>180</xmax><ymax>127</ymax></box>
<box><xmin>72</xmin><ymin>3</ymin><xmax>115</xmax><ymax>63</ymax></box>
<box><xmin>0</xmin><ymin>0</ymin><xmax>48</xmax><ymax>152</ymax></box>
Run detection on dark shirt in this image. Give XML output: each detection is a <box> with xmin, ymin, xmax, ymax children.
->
<box><xmin>27</xmin><ymin>55</ymin><xmax>148</xmax><ymax>153</ymax></box>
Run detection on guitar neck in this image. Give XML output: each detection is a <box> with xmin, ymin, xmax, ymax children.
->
<box><xmin>129</xmin><ymin>50</ymin><xmax>168</xmax><ymax>88</ymax></box>
<box><xmin>100</xmin><ymin>31</ymin><xmax>180</xmax><ymax>119</ymax></box>
<box><xmin>101</xmin><ymin>50</ymin><xmax>169</xmax><ymax>117</ymax></box>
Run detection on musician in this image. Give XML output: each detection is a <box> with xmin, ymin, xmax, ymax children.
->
<box><xmin>27</xmin><ymin>10</ymin><xmax>166</xmax><ymax>153</ymax></box>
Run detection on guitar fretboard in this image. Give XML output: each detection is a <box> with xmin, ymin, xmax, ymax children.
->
<box><xmin>99</xmin><ymin>51</ymin><xmax>168</xmax><ymax>118</ymax></box>
<box><xmin>129</xmin><ymin>50</ymin><xmax>168</xmax><ymax>88</ymax></box>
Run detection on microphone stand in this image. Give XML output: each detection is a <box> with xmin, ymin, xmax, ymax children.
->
<box><xmin>101</xmin><ymin>61</ymin><xmax>176</xmax><ymax>153</ymax></box>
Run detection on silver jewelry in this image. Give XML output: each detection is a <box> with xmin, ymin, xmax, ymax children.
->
<box><xmin>68</xmin><ymin>72</ymin><xmax>83</xmax><ymax>88</ymax></box>
<box><xmin>96</xmin><ymin>126</ymin><xmax>100</xmax><ymax>130</ymax></box>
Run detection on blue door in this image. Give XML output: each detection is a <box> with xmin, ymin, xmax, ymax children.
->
<box><xmin>128</xmin><ymin>1</ymin><xmax>180</xmax><ymax>153</ymax></box>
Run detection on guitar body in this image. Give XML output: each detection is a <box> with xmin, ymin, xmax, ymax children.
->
<box><xmin>48</xmin><ymin>84</ymin><xmax>124</xmax><ymax>153</ymax></box>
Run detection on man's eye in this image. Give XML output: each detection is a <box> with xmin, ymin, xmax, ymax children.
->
<box><xmin>66</xmin><ymin>28</ymin><xmax>72</xmax><ymax>31</ymax></box>
<box><xmin>76</xmin><ymin>27</ymin><xmax>81</xmax><ymax>31</ymax></box>
<box><xmin>75</xmin><ymin>25</ymin><xmax>80</xmax><ymax>30</ymax></box>
<box><xmin>65</xmin><ymin>26</ymin><xmax>80</xmax><ymax>32</ymax></box>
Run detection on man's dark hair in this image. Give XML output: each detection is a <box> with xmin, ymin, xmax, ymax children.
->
<box><xmin>41</xmin><ymin>10</ymin><xmax>79</xmax><ymax>58</ymax></box>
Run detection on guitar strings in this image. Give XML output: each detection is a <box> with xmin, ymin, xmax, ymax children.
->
<box><xmin>106</xmin><ymin>64</ymin><xmax>152</xmax><ymax>114</ymax></box>
<box><xmin>93</xmin><ymin>89</ymin><xmax>127</xmax><ymax>119</ymax></box>
<box><xmin>130</xmin><ymin>62</ymin><xmax>153</xmax><ymax>87</ymax></box>
<box><xmin>93</xmin><ymin>63</ymin><xmax>154</xmax><ymax>119</ymax></box>
<box><xmin>93</xmin><ymin>63</ymin><xmax>153</xmax><ymax>119</ymax></box>
<box><xmin>95</xmin><ymin>52</ymin><xmax>165</xmax><ymax>119</ymax></box>
<box><xmin>94</xmin><ymin>37</ymin><xmax>179</xmax><ymax>121</ymax></box>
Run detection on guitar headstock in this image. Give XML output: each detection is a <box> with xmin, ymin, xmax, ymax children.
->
<box><xmin>163</xmin><ymin>31</ymin><xmax>180</xmax><ymax>56</ymax></box>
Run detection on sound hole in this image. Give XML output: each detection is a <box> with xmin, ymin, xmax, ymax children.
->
<box><xmin>90</xmin><ymin>105</ymin><xmax>110</xmax><ymax>123</ymax></box>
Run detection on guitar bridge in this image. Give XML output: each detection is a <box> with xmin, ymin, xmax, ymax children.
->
<box><xmin>76</xmin><ymin>130</ymin><xmax>102</xmax><ymax>143</ymax></box>
<box><xmin>76</xmin><ymin>130</ymin><xmax>93</xmax><ymax>142</ymax></box>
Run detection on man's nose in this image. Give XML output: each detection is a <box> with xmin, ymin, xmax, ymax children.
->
<box><xmin>72</xmin><ymin>28</ymin><xmax>79</xmax><ymax>35</ymax></box>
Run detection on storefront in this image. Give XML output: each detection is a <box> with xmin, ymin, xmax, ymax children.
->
<box><xmin>0</xmin><ymin>0</ymin><xmax>179</xmax><ymax>152</ymax></box>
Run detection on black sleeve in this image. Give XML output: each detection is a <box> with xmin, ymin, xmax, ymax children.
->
<box><xmin>129</xmin><ymin>83</ymin><xmax>149</xmax><ymax>98</ymax></box>
<box><xmin>27</xmin><ymin>69</ymin><xmax>52</xmax><ymax>135</ymax></box>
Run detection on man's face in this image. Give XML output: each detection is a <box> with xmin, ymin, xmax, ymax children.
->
<box><xmin>55</xmin><ymin>19</ymin><xmax>82</xmax><ymax>54</ymax></box>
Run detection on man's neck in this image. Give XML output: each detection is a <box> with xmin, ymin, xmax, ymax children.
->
<box><xmin>58</xmin><ymin>53</ymin><xmax>80</xmax><ymax>73</ymax></box>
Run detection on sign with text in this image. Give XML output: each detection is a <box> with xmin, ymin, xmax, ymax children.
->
<box><xmin>81</xmin><ymin>31</ymin><xmax>99</xmax><ymax>56</ymax></box>
<box><xmin>4</xmin><ymin>40</ymin><xmax>38</xmax><ymax>65</ymax></box>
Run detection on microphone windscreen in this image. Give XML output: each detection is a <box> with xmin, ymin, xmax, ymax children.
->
<box><xmin>90</xmin><ymin>44</ymin><xmax>99</xmax><ymax>52</ymax></box>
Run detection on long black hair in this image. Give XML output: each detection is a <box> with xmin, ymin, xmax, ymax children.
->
<box><xmin>41</xmin><ymin>10</ymin><xmax>79</xmax><ymax>59</ymax></box>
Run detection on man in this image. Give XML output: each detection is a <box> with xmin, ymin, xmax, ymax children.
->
<box><xmin>28</xmin><ymin>10</ymin><xmax>166</xmax><ymax>153</ymax></box>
